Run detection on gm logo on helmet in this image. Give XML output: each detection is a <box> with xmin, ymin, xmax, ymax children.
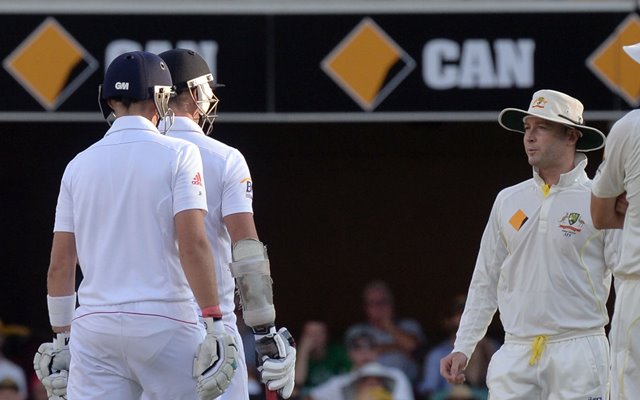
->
<box><xmin>115</xmin><ymin>82</ymin><xmax>129</xmax><ymax>90</ymax></box>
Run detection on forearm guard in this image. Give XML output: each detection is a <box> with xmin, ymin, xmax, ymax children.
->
<box><xmin>230</xmin><ymin>239</ymin><xmax>276</xmax><ymax>331</ymax></box>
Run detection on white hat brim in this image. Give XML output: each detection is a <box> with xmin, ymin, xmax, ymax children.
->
<box><xmin>498</xmin><ymin>108</ymin><xmax>605</xmax><ymax>152</ymax></box>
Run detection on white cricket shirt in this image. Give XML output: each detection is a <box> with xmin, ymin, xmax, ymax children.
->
<box><xmin>54</xmin><ymin>116</ymin><xmax>208</xmax><ymax>308</ymax></box>
<box><xmin>454</xmin><ymin>154</ymin><xmax>619</xmax><ymax>358</ymax></box>
<box><xmin>167</xmin><ymin>117</ymin><xmax>254</xmax><ymax>318</ymax></box>
<box><xmin>592</xmin><ymin>109</ymin><xmax>640</xmax><ymax>278</ymax></box>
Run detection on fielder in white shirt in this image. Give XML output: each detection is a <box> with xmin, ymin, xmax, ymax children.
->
<box><xmin>158</xmin><ymin>48</ymin><xmax>296</xmax><ymax>399</ymax></box>
<box><xmin>591</xmin><ymin>43</ymin><xmax>640</xmax><ymax>400</ymax></box>
<box><xmin>441</xmin><ymin>90</ymin><xmax>620</xmax><ymax>400</ymax></box>
<box><xmin>34</xmin><ymin>51</ymin><xmax>238</xmax><ymax>400</ymax></box>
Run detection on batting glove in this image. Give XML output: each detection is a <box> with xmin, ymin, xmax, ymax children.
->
<box><xmin>41</xmin><ymin>370</ymin><xmax>68</xmax><ymax>400</ymax></box>
<box><xmin>193</xmin><ymin>317</ymin><xmax>239</xmax><ymax>400</ymax></box>
<box><xmin>255</xmin><ymin>327</ymin><xmax>297</xmax><ymax>399</ymax></box>
<box><xmin>34</xmin><ymin>332</ymin><xmax>70</xmax><ymax>400</ymax></box>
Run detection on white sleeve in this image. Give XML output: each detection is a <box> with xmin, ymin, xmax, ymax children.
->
<box><xmin>603</xmin><ymin>228</ymin><xmax>623</xmax><ymax>271</ymax></box>
<box><xmin>221</xmin><ymin>149</ymin><xmax>253</xmax><ymax>217</ymax></box>
<box><xmin>453</xmin><ymin>195</ymin><xmax>506</xmax><ymax>358</ymax></box>
<box><xmin>173</xmin><ymin>143</ymin><xmax>208</xmax><ymax>215</ymax></box>
<box><xmin>53</xmin><ymin>163</ymin><xmax>75</xmax><ymax>233</ymax></box>
<box><xmin>592</xmin><ymin>117</ymin><xmax>630</xmax><ymax>198</ymax></box>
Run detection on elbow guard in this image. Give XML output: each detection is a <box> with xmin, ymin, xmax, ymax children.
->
<box><xmin>230</xmin><ymin>239</ymin><xmax>276</xmax><ymax>331</ymax></box>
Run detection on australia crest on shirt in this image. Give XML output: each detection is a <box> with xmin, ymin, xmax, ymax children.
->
<box><xmin>558</xmin><ymin>212</ymin><xmax>585</xmax><ymax>237</ymax></box>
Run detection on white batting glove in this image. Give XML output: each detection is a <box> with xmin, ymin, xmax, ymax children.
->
<box><xmin>255</xmin><ymin>327</ymin><xmax>297</xmax><ymax>399</ymax></box>
<box><xmin>34</xmin><ymin>332</ymin><xmax>70</xmax><ymax>400</ymax></box>
<box><xmin>193</xmin><ymin>318</ymin><xmax>239</xmax><ymax>400</ymax></box>
<box><xmin>41</xmin><ymin>369</ymin><xmax>68</xmax><ymax>400</ymax></box>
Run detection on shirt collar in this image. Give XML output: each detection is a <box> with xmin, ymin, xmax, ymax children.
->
<box><xmin>104</xmin><ymin>115</ymin><xmax>161</xmax><ymax>137</ymax></box>
<box><xmin>166</xmin><ymin>116</ymin><xmax>205</xmax><ymax>135</ymax></box>
<box><xmin>532</xmin><ymin>152</ymin><xmax>588</xmax><ymax>189</ymax></box>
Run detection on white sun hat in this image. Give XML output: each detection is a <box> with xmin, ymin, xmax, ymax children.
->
<box><xmin>498</xmin><ymin>89</ymin><xmax>605</xmax><ymax>152</ymax></box>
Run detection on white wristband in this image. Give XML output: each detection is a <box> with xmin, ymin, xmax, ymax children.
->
<box><xmin>47</xmin><ymin>293</ymin><xmax>77</xmax><ymax>327</ymax></box>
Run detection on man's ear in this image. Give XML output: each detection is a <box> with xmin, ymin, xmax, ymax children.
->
<box><xmin>567</xmin><ymin>128</ymin><xmax>581</xmax><ymax>146</ymax></box>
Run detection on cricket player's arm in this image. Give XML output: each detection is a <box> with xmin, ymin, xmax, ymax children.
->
<box><xmin>590</xmin><ymin>118</ymin><xmax>628</xmax><ymax>230</ymax></box>
<box><xmin>226</xmin><ymin>212</ymin><xmax>296</xmax><ymax>399</ymax></box>
<box><xmin>47</xmin><ymin>232</ymin><xmax>77</xmax><ymax>333</ymax></box>
<box><xmin>591</xmin><ymin>193</ymin><xmax>625</xmax><ymax>229</ymax></box>
<box><xmin>175</xmin><ymin>209</ymin><xmax>220</xmax><ymax>309</ymax></box>
<box><xmin>224</xmin><ymin>212</ymin><xmax>259</xmax><ymax>244</ymax></box>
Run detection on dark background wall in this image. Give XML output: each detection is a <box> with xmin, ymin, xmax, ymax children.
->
<box><xmin>0</xmin><ymin>119</ymin><xmax>608</xmax><ymax>344</ymax></box>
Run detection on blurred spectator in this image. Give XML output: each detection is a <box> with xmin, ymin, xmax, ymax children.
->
<box><xmin>307</xmin><ymin>328</ymin><xmax>414</xmax><ymax>400</ymax></box>
<box><xmin>346</xmin><ymin>363</ymin><xmax>397</xmax><ymax>400</ymax></box>
<box><xmin>417</xmin><ymin>296</ymin><xmax>495</xmax><ymax>400</ymax></box>
<box><xmin>346</xmin><ymin>280</ymin><xmax>426</xmax><ymax>383</ymax></box>
<box><xmin>436</xmin><ymin>384</ymin><xmax>477</xmax><ymax>400</ymax></box>
<box><xmin>294</xmin><ymin>320</ymin><xmax>351</xmax><ymax>397</ymax></box>
<box><xmin>0</xmin><ymin>321</ymin><xmax>27</xmax><ymax>400</ymax></box>
<box><xmin>0</xmin><ymin>377</ymin><xmax>22</xmax><ymax>400</ymax></box>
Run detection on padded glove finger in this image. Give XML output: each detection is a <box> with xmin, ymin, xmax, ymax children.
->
<box><xmin>41</xmin><ymin>369</ymin><xmax>68</xmax><ymax>398</ymax></box>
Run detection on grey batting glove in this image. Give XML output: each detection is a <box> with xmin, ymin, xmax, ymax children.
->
<box><xmin>193</xmin><ymin>318</ymin><xmax>239</xmax><ymax>400</ymax></box>
<box><xmin>255</xmin><ymin>327</ymin><xmax>297</xmax><ymax>399</ymax></box>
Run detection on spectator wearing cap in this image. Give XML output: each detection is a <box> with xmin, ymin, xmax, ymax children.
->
<box><xmin>345</xmin><ymin>280</ymin><xmax>426</xmax><ymax>384</ymax></box>
<box><xmin>345</xmin><ymin>363</ymin><xmax>397</xmax><ymax>400</ymax></box>
<box><xmin>0</xmin><ymin>377</ymin><xmax>22</xmax><ymax>400</ymax></box>
<box><xmin>0</xmin><ymin>321</ymin><xmax>27</xmax><ymax>400</ymax></box>
<box><xmin>306</xmin><ymin>328</ymin><xmax>414</xmax><ymax>400</ymax></box>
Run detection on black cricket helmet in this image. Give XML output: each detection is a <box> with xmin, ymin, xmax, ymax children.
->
<box><xmin>158</xmin><ymin>48</ymin><xmax>220</xmax><ymax>135</ymax></box>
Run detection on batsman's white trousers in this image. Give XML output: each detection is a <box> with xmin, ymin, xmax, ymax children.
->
<box><xmin>67</xmin><ymin>302</ymin><xmax>204</xmax><ymax>400</ymax></box>
<box><xmin>610</xmin><ymin>278</ymin><xmax>640</xmax><ymax>400</ymax></box>
<box><xmin>486</xmin><ymin>329</ymin><xmax>609</xmax><ymax>400</ymax></box>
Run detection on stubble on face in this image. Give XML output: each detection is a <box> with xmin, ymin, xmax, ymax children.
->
<box><xmin>523</xmin><ymin>117</ymin><xmax>573</xmax><ymax>172</ymax></box>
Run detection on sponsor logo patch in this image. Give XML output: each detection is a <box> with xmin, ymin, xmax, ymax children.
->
<box><xmin>509</xmin><ymin>209</ymin><xmax>528</xmax><ymax>231</ymax></box>
<box><xmin>241</xmin><ymin>177</ymin><xmax>253</xmax><ymax>199</ymax></box>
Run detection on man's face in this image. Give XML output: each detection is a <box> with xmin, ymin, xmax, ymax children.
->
<box><xmin>522</xmin><ymin>116</ymin><xmax>575</xmax><ymax>170</ymax></box>
<box><xmin>0</xmin><ymin>376</ymin><xmax>19</xmax><ymax>400</ymax></box>
<box><xmin>356</xmin><ymin>376</ymin><xmax>389</xmax><ymax>394</ymax></box>
<box><xmin>0</xmin><ymin>388</ymin><xmax>20</xmax><ymax>400</ymax></box>
<box><xmin>364</xmin><ymin>288</ymin><xmax>392</xmax><ymax>323</ymax></box>
<box><xmin>348</xmin><ymin>341</ymin><xmax>377</xmax><ymax>367</ymax></box>
<box><xmin>304</xmin><ymin>321</ymin><xmax>328</xmax><ymax>350</ymax></box>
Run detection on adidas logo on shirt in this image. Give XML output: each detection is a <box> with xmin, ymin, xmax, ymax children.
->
<box><xmin>192</xmin><ymin>172</ymin><xmax>203</xmax><ymax>186</ymax></box>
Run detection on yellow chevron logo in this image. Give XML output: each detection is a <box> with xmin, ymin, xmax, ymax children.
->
<box><xmin>3</xmin><ymin>17</ymin><xmax>98</xmax><ymax>111</ymax></box>
<box><xmin>321</xmin><ymin>17</ymin><xmax>415</xmax><ymax>111</ymax></box>
<box><xmin>587</xmin><ymin>13</ymin><xmax>640</xmax><ymax>107</ymax></box>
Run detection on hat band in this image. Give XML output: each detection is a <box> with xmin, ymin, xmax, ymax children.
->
<box><xmin>556</xmin><ymin>113</ymin><xmax>583</xmax><ymax>125</ymax></box>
